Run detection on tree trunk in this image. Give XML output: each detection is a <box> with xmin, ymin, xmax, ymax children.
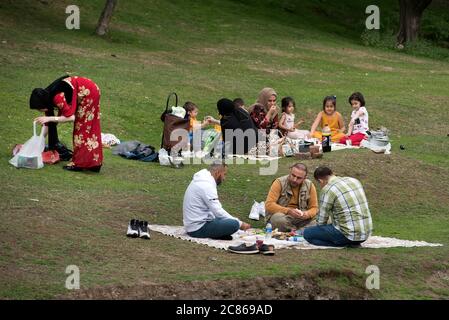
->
<box><xmin>95</xmin><ymin>0</ymin><xmax>118</xmax><ymax>36</ymax></box>
<box><xmin>397</xmin><ymin>0</ymin><xmax>432</xmax><ymax>45</ymax></box>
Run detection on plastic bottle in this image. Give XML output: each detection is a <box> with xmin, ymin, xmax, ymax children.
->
<box><xmin>265</xmin><ymin>222</ymin><xmax>272</xmax><ymax>240</ymax></box>
<box><xmin>203</xmin><ymin>133</ymin><xmax>216</xmax><ymax>153</ymax></box>
<box><xmin>288</xmin><ymin>236</ymin><xmax>304</xmax><ymax>242</ymax></box>
<box><xmin>322</xmin><ymin>124</ymin><xmax>332</xmax><ymax>153</ymax></box>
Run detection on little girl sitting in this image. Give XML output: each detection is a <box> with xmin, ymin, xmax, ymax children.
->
<box><xmin>278</xmin><ymin>96</ymin><xmax>309</xmax><ymax>140</ymax></box>
<box><xmin>184</xmin><ymin>101</ymin><xmax>209</xmax><ymax>133</ymax></box>
<box><xmin>310</xmin><ymin>95</ymin><xmax>346</xmax><ymax>143</ymax></box>
<box><xmin>340</xmin><ymin>92</ymin><xmax>369</xmax><ymax>146</ymax></box>
<box><xmin>184</xmin><ymin>101</ymin><xmax>216</xmax><ymax>151</ymax></box>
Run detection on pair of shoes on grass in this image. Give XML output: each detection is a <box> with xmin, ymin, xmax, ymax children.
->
<box><xmin>228</xmin><ymin>242</ymin><xmax>275</xmax><ymax>255</ymax></box>
<box><xmin>127</xmin><ymin>219</ymin><xmax>150</xmax><ymax>239</ymax></box>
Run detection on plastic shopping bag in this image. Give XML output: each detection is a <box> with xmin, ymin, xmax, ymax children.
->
<box><xmin>249</xmin><ymin>200</ymin><xmax>260</xmax><ymax>220</ymax></box>
<box><xmin>9</xmin><ymin>121</ymin><xmax>45</xmax><ymax>169</ymax></box>
<box><xmin>248</xmin><ymin>200</ymin><xmax>266</xmax><ymax>221</ymax></box>
<box><xmin>258</xmin><ymin>201</ymin><xmax>266</xmax><ymax>217</ymax></box>
<box><xmin>158</xmin><ymin>148</ymin><xmax>170</xmax><ymax>166</ymax></box>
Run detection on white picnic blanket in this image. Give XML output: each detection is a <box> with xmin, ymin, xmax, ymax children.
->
<box><xmin>172</xmin><ymin>152</ymin><xmax>281</xmax><ymax>163</ymax></box>
<box><xmin>330</xmin><ymin>143</ymin><xmax>360</xmax><ymax>151</ymax></box>
<box><xmin>227</xmin><ymin>154</ymin><xmax>282</xmax><ymax>162</ymax></box>
<box><xmin>150</xmin><ymin>225</ymin><xmax>442</xmax><ymax>250</ymax></box>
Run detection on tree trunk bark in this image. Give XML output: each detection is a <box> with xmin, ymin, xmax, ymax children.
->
<box><xmin>397</xmin><ymin>0</ymin><xmax>432</xmax><ymax>45</ymax></box>
<box><xmin>95</xmin><ymin>0</ymin><xmax>118</xmax><ymax>36</ymax></box>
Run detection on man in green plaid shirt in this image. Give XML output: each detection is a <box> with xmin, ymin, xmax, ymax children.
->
<box><xmin>303</xmin><ymin>166</ymin><xmax>373</xmax><ymax>247</ymax></box>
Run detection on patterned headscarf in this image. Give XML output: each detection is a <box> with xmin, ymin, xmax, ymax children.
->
<box><xmin>248</xmin><ymin>87</ymin><xmax>277</xmax><ymax>113</ymax></box>
<box><xmin>256</xmin><ymin>87</ymin><xmax>277</xmax><ymax>111</ymax></box>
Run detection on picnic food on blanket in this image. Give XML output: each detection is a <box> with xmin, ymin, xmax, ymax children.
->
<box><xmin>240</xmin><ymin>228</ymin><xmax>264</xmax><ymax>236</ymax></box>
<box><xmin>272</xmin><ymin>229</ymin><xmax>290</xmax><ymax>240</ymax></box>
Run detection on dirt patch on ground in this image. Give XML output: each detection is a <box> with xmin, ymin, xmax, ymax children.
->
<box><xmin>190</xmin><ymin>47</ymin><xmax>230</xmax><ymax>56</ymax></box>
<box><xmin>60</xmin><ymin>270</ymin><xmax>372</xmax><ymax>300</ymax></box>
<box><xmin>129</xmin><ymin>51</ymin><xmax>173</xmax><ymax>67</ymax></box>
<box><xmin>298</xmin><ymin>42</ymin><xmax>432</xmax><ymax>66</ymax></box>
<box><xmin>426</xmin><ymin>270</ymin><xmax>449</xmax><ymax>288</ymax></box>
<box><xmin>248</xmin><ymin>47</ymin><xmax>297</xmax><ymax>59</ymax></box>
<box><xmin>34</xmin><ymin>41</ymin><xmax>173</xmax><ymax>67</ymax></box>
<box><xmin>352</xmin><ymin>63</ymin><xmax>394</xmax><ymax>72</ymax></box>
<box><xmin>247</xmin><ymin>64</ymin><xmax>305</xmax><ymax>76</ymax></box>
<box><xmin>35</xmin><ymin>42</ymin><xmax>110</xmax><ymax>59</ymax></box>
<box><xmin>113</xmin><ymin>23</ymin><xmax>157</xmax><ymax>37</ymax></box>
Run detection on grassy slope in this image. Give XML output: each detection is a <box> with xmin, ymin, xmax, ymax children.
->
<box><xmin>0</xmin><ymin>0</ymin><xmax>448</xmax><ymax>299</ymax></box>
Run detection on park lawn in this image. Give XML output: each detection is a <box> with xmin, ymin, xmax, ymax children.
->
<box><xmin>0</xmin><ymin>0</ymin><xmax>448</xmax><ymax>299</ymax></box>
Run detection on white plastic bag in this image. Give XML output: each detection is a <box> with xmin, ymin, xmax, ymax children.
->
<box><xmin>258</xmin><ymin>201</ymin><xmax>266</xmax><ymax>217</ymax></box>
<box><xmin>9</xmin><ymin>121</ymin><xmax>45</xmax><ymax>169</ymax></box>
<box><xmin>170</xmin><ymin>106</ymin><xmax>186</xmax><ymax>119</ymax></box>
<box><xmin>249</xmin><ymin>200</ymin><xmax>260</xmax><ymax>220</ymax></box>
<box><xmin>158</xmin><ymin>148</ymin><xmax>170</xmax><ymax>166</ymax></box>
<box><xmin>248</xmin><ymin>200</ymin><xmax>266</xmax><ymax>220</ymax></box>
<box><xmin>159</xmin><ymin>148</ymin><xmax>185</xmax><ymax>168</ymax></box>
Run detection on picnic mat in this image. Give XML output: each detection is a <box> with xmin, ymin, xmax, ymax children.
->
<box><xmin>331</xmin><ymin>143</ymin><xmax>360</xmax><ymax>151</ymax></box>
<box><xmin>150</xmin><ymin>225</ymin><xmax>443</xmax><ymax>250</ymax></box>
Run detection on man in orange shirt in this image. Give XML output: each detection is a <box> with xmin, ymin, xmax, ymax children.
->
<box><xmin>265</xmin><ymin>163</ymin><xmax>318</xmax><ymax>232</ymax></box>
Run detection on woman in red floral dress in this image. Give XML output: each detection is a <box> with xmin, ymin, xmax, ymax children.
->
<box><xmin>30</xmin><ymin>75</ymin><xmax>103</xmax><ymax>172</ymax></box>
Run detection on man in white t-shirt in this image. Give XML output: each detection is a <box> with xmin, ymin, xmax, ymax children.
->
<box><xmin>183</xmin><ymin>162</ymin><xmax>251</xmax><ymax>240</ymax></box>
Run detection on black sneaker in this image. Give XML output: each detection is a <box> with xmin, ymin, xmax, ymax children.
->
<box><xmin>228</xmin><ymin>243</ymin><xmax>259</xmax><ymax>254</ymax></box>
<box><xmin>55</xmin><ymin>142</ymin><xmax>73</xmax><ymax>161</ymax></box>
<box><xmin>126</xmin><ymin>219</ymin><xmax>140</xmax><ymax>238</ymax></box>
<box><xmin>138</xmin><ymin>221</ymin><xmax>150</xmax><ymax>239</ymax></box>
<box><xmin>258</xmin><ymin>244</ymin><xmax>275</xmax><ymax>256</ymax></box>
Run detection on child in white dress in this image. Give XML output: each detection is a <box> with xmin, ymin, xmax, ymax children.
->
<box><xmin>279</xmin><ymin>97</ymin><xmax>310</xmax><ymax>140</ymax></box>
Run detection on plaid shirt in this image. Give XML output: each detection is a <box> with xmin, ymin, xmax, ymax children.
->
<box><xmin>317</xmin><ymin>176</ymin><xmax>373</xmax><ymax>241</ymax></box>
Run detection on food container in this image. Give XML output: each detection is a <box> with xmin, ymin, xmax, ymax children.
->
<box><xmin>298</xmin><ymin>141</ymin><xmax>313</xmax><ymax>153</ymax></box>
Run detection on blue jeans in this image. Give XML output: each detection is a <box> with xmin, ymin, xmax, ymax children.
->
<box><xmin>188</xmin><ymin>218</ymin><xmax>240</xmax><ymax>239</ymax></box>
<box><xmin>303</xmin><ymin>224</ymin><xmax>365</xmax><ymax>247</ymax></box>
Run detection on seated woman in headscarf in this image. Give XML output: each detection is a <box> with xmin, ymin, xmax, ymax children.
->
<box><xmin>29</xmin><ymin>75</ymin><xmax>103</xmax><ymax>172</ymax></box>
<box><xmin>217</xmin><ymin>98</ymin><xmax>257</xmax><ymax>155</ymax></box>
<box><xmin>248</xmin><ymin>87</ymin><xmax>280</xmax><ymax>134</ymax></box>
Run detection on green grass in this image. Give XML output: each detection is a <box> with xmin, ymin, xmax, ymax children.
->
<box><xmin>1</xmin><ymin>0</ymin><xmax>449</xmax><ymax>299</ymax></box>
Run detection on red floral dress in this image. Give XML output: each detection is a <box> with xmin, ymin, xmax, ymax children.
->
<box><xmin>52</xmin><ymin>76</ymin><xmax>103</xmax><ymax>168</ymax></box>
<box><xmin>250</xmin><ymin>104</ymin><xmax>279</xmax><ymax>131</ymax></box>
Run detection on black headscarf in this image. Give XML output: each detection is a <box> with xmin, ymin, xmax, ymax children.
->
<box><xmin>29</xmin><ymin>88</ymin><xmax>51</xmax><ymax>110</ymax></box>
<box><xmin>29</xmin><ymin>75</ymin><xmax>73</xmax><ymax>110</ymax></box>
<box><xmin>217</xmin><ymin>98</ymin><xmax>235</xmax><ymax>116</ymax></box>
<box><xmin>29</xmin><ymin>75</ymin><xmax>73</xmax><ymax>149</ymax></box>
<box><xmin>217</xmin><ymin>98</ymin><xmax>257</xmax><ymax>154</ymax></box>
